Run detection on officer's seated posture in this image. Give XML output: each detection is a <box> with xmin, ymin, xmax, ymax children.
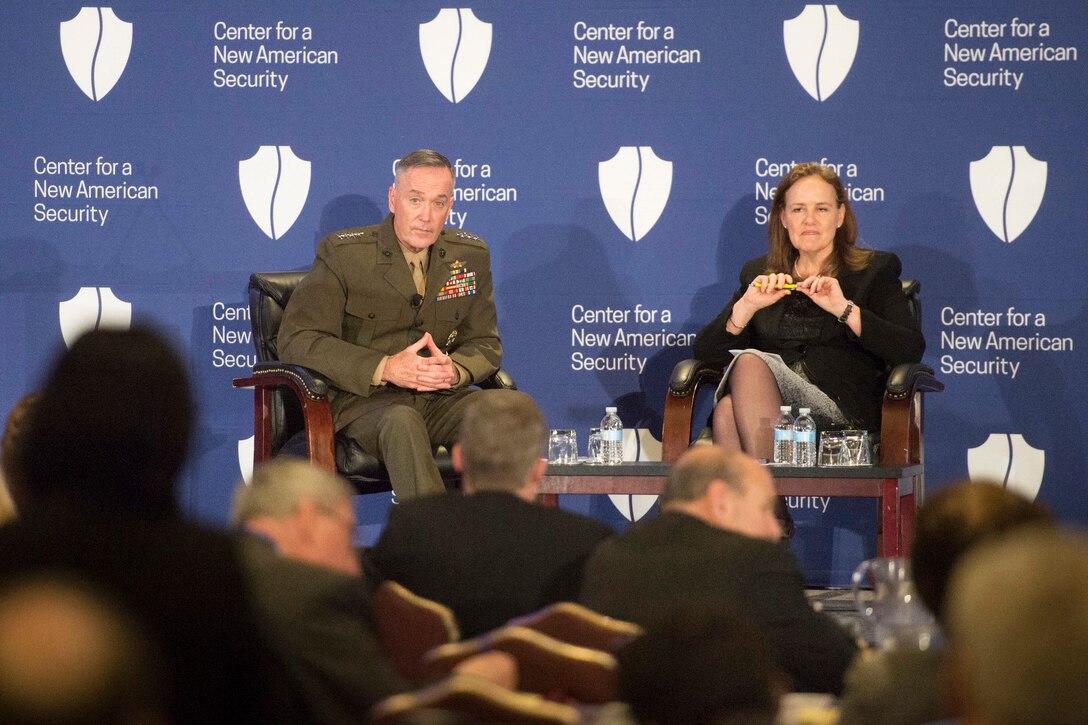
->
<box><xmin>278</xmin><ymin>149</ymin><xmax>503</xmax><ymax>499</ymax></box>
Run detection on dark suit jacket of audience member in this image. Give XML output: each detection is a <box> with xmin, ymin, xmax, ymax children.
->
<box><xmin>367</xmin><ymin>490</ymin><xmax>614</xmax><ymax>638</ymax></box>
<box><xmin>238</xmin><ymin>533</ymin><xmax>408</xmax><ymax>725</ymax></box>
<box><xmin>578</xmin><ymin>511</ymin><xmax>857</xmax><ymax>695</ymax></box>
<box><xmin>0</xmin><ymin>503</ymin><xmax>290</xmax><ymax>725</ymax></box>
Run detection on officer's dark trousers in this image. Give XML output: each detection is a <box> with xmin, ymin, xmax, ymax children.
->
<box><xmin>340</xmin><ymin>386</ymin><xmax>496</xmax><ymax>499</ymax></box>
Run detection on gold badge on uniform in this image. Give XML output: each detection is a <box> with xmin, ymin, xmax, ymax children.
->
<box><xmin>436</xmin><ymin>260</ymin><xmax>477</xmax><ymax>301</ymax></box>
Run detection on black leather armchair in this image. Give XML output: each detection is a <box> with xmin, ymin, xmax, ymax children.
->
<box><xmin>661</xmin><ymin>280</ymin><xmax>944</xmax><ymax>467</ymax></box>
<box><xmin>233</xmin><ymin>272</ymin><xmax>516</xmax><ymax>494</ymax></box>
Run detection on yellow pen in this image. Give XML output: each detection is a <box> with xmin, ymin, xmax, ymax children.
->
<box><xmin>752</xmin><ymin>282</ymin><xmax>797</xmax><ymax>289</ymax></box>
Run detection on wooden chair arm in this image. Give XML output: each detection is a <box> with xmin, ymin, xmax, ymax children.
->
<box><xmin>662</xmin><ymin>359</ymin><xmax>723</xmax><ymax>463</ymax></box>
<box><xmin>233</xmin><ymin>361</ymin><xmax>329</xmax><ymax>398</ymax></box>
<box><xmin>879</xmin><ymin>364</ymin><xmax>944</xmax><ymax>466</ymax></box>
<box><xmin>232</xmin><ymin>363</ymin><xmax>335</xmax><ymax>472</ymax></box>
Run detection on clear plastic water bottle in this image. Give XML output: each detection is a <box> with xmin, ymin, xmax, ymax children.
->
<box><xmin>600</xmin><ymin>406</ymin><xmax>624</xmax><ymax>465</ymax></box>
<box><xmin>773</xmin><ymin>405</ymin><xmax>795</xmax><ymax>465</ymax></box>
<box><xmin>794</xmin><ymin>407</ymin><xmax>817</xmax><ymax>467</ymax></box>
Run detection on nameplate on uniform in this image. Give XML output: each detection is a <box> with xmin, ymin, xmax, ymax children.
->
<box><xmin>436</xmin><ymin>260</ymin><xmax>477</xmax><ymax>301</ymax></box>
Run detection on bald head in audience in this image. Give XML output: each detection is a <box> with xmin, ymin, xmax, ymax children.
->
<box><xmin>661</xmin><ymin>446</ymin><xmax>783</xmax><ymax>542</ymax></box>
<box><xmin>946</xmin><ymin>528</ymin><xmax>1088</xmax><ymax>725</ymax></box>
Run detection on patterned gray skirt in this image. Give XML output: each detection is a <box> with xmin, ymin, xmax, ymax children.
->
<box><xmin>713</xmin><ymin>349</ymin><xmax>851</xmax><ymax>430</ymax></box>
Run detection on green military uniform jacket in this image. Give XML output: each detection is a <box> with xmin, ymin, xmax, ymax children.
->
<box><xmin>278</xmin><ymin>214</ymin><xmax>502</xmax><ymax>431</ymax></box>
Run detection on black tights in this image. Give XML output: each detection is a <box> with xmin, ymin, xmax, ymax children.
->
<box><xmin>713</xmin><ymin>354</ymin><xmax>795</xmax><ymax>538</ymax></box>
<box><xmin>711</xmin><ymin>354</ymin><xmax>783</xmax><ymax>461</ymax></box>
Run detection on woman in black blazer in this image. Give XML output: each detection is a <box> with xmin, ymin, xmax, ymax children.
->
<box><xmin>694</xmin><ymin>162</ymin><xmax>924</xmax><ymax>461</ymax></box>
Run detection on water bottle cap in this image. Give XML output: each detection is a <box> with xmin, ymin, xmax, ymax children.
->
<box><xmin>779</xmin><ymin>406</ymin><xmax>791</xmax><ymax>413</ymax></box>
<box><xmin>605</xmin><ymin>406</ymin><xmax>617</xmax><ymax>413</ymax></box>
<box><xmin>799</xmin><ymin>408</ymin><xmax>811</xmax><ymax>415</ymax></box>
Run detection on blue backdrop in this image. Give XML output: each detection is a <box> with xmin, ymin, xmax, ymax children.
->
<box><xmin>3</xmin><ymin>1</ymin><xmax>1085</xmax><ymax>585</ymax></box>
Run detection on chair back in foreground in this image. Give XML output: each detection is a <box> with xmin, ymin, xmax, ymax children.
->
<box><xmin>507</xmin><ymin>602</ymin><xmax>642</xmax><ymax>653</ymax></box>
<box><xmin>374</xmin><ymin>580</ymin><xmax>460</xmax><ymax>683</ymax></box>
<box><xmin>424</xmin><ymin>626</ymin><xmax>619</xmax><ymax>704</ymax></box>
<box><xmin>371</xmin><ymin>675</ymin><xmax>579</xmax><ymax>725</ymax></box>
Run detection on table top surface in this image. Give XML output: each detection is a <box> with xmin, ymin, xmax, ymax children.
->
<box><xmin>543</xmin><ymin>460</ymin><xmax>921</xmax><ymax>479</ymax></box>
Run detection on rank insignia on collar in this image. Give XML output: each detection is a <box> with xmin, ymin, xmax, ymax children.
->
<box><xmin>436</xmin><ymin>260</ymin><xmax>477</xmax><ymax>301</ymax></box>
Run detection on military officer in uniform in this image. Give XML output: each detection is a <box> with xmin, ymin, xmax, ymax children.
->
<box><xmin>278</xmin><ymin>149</ymin><xmax>502</xmax><ymax>499</ymax></box>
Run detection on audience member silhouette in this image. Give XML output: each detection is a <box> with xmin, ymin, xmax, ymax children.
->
<box><xmin>616</xmin><ymin>602</ymin><xmax>787</xmax><ymax>725</ymax></box>
<box><xmin>232</xmin><ymin>458</ymin><xmax>410</xmax><ymax>722</ymax></box>
<box><xmin>837</xmin><ymin>481</ymin><xmax>1053</xmax><ymax>725</ymax></box>
<box><xmin>946</xmin><ymin>528</ymin><xmax>1088</xmax><ymax>725</ymax></box>
<box><xmin>0</xmin><ymin>392</ymin><xmax>40</xmax><ymax>524</ymax></box>
<box><xmin>367</xmin><ymin>390</ymin><xmax>613</xmax><ymax>638</ymax></box>
<box><xmin>579</xmin><ymin>446</ymin><xmax>856</xmax><ymax>694</ymax></box>
<box><xmin>0</xmin><ymin>327</ymin><xmax>288</xmax><ymax>724</ymax></box>
<box><xmin>910</xmin><ymin>480</ymin><xmax>1053</xmax><ymax>621</ymax></box>
<box><xmin>0</xmin><ymin>574</ymin><xmax>169</xmax><ymax>725</ymax></box>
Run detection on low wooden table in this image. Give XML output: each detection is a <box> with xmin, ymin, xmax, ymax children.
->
<box><xmin>538</xmin><ymin>460</ymin><xmax>923</xmax><ymax>556</ymax></box>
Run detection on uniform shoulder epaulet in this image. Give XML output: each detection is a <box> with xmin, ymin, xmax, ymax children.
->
<box><xmin>331</xmin><ymin>227</ymin><xmax>378</xmax><ymax>243</ymax></box>
<box><xmin>445</xmin><ymin>228</ymin><xmax>486</xmax><ymax>247</ymax></box>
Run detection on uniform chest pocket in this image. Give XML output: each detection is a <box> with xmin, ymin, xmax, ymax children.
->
<box><xmin>344</xmin><ymin>297</ymin><xmax>401</xmax><ymax>345</ymax></box>
<box><xmin>435</xmin><ymin>296</ymin><xmax>469</xmax><ymax>323</ymax></box>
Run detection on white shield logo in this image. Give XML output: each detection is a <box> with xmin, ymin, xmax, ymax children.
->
<box><xmin>239</xmin><ymin>146</ymin><xmax>312</xmax><ymax>240</ymax></box>
<box><xmin>598</xmin><ymin>147</ymin><xmax>673</xmax><ymax>242</ymax></box>
<box><xmin>967</xmin><ymin>433</ymin><xmax>1045</xmax><ymax>501</ymax></box>
<box><xmin>419</xmin><ymin>8</ymin><xmax>492</xmax><ymax>103</ymax></box>
<box><xmin>969</xmin><ymin>146</ymin><xmax>1047</xmax><ymax>243</ymax></box>
<box><xmin>58</xmin><ymin>287</ymin><xmax>132</xmax><ymax>348</ymax></box>
<box><xmin>608</xmin><ymin>428</ymin><xmax>661</xmax><ymax>522</ymax></box>
<box><xmin>238</xmin><ymin>436</ymin><xmax>255</xmax><ymax>485</ymax></box>
<box><xmin>783</xmin><ymin>5</ymin><xmax>859</xmax><ymax>102</ymax></box>
<box><xmin>60</xmin><ymin>7</ymin><xmax>132</xmax><ymax>102</ymax></box>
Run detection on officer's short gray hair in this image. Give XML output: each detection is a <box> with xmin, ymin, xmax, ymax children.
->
<box><xmin>394</xmin><ymin>149</ymin><xmax>454</xmax><ymax>185</ymax></box>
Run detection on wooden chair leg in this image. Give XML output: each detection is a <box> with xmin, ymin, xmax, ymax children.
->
<box><xmin>880</xmin><ymin>478</ymin><xmax>899</xmax><ymax>556</ymax></box>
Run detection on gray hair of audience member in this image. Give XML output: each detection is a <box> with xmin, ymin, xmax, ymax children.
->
<box><xmin>660</xmin><ymin>446</ymin><xmax>749</xmax><ymax>506</ymax></box>
<box><xmin>910</xmin><ymin>481</ymin><xmax>1052</xmax><ymax>622</ymax></box>
<box><xmin>456</xmin><ymin>390</ymin><xmax>546</xmax><ymax>492</ymax></box>
<box><xmin>22</xmin><ymin>327</ymin><xmax>192</xmax><ymax>515</ymax></box>
<box><xmin>231</xmin><ymin>458</ymin><xmax>355</xmax><ymax>525</ymax></box>
<box><xmin>0</xmin><ymin>575</ymin><xmax>168</xmax><ymax>725</ymax></box>
<box><xmin>617</xmin><ymin>602</ymin><xmax>786</xmax><ymax>725</ymax></box>
<box><xmin>1</xmin><ymin>392</ymin><xmax>41</xmax><ymax>520</ymax></box>
<box><xmin>946</xmin><ymin>528</ymin><xmax>1088</xmax><ymax>725</ymax></box>
<box><xmin>394</xmin><ymin>149</ymin><xmax>454</xmax><ymax>185</ymax></box>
